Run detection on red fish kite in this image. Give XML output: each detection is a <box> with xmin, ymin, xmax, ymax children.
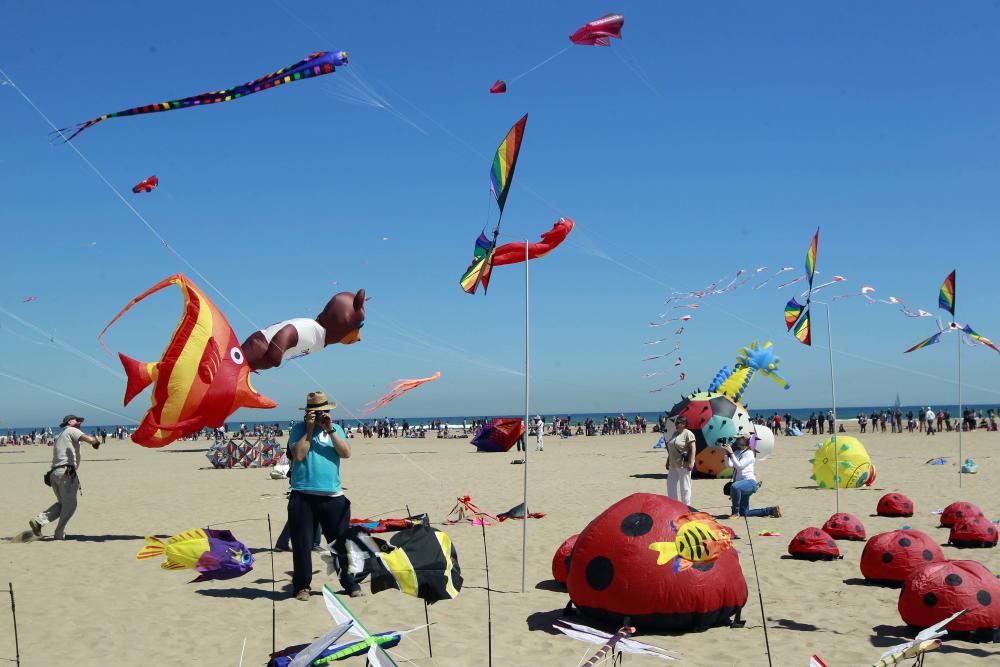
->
<box><xmin>489</xmin><ymin>80</ymin><xmax>507</xmax><ymax>94</ymax></box>
<box><xmin>491</xmin><ymin>217</ymin><xmax>574</xmax><ymax>266</ymax></box>
<box><xmin>360</xmin><ymin>372</ymin><xmax>441</xmax><ymax>416</ymax></box>
<box><xmin>132</xmin><ymin>175</ymin><xmax>158</xmax><ymax>194</ymax></box>
<box><xmin>99</xmin><ymin>274</ymin><xmax>276</xmax><ymax>447</ymax></box>
<box><xmin>22</xmin><ymin>296</ymin><xmax>37</xmax><ymax>303</ymax></box>
<box><xmin>569</xmin><ymin>14</ymin><xmax>624</xmax><ymax>46</ymax></box>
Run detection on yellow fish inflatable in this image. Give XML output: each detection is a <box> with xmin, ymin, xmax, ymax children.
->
<box><xmin>648</xmin><ymin>512</ymin><xmax>734</xmax><ymax>572</ymax></box>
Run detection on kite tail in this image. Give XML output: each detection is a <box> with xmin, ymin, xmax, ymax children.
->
<box><xmin>136</xmin><ymin>536</ymin><xmax>167</xmax><ymax>561</ymax></box>
<box><xmin>50</xmin><ymin>117</ymin><xmax>104</xmax><ymax>143</ymax></box>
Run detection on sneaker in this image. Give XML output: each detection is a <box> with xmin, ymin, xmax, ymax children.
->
<box><xmin>349</xmin><ymin>588</ymin><xmax>365</xmax><ymax>598</ymax></box>
<box><xmin>770</xmin><ymin>506</ymin><xmax>782</xmax><ymax>518</ymax></box>
<box><xmin>28</xmin><ymin>519</ymin><xmax>42</xmax><ymax>537</ymax></box>
<box><xmin>294</xmin><ymin>588</ymin><xmax>311</xmax><ymax>602</ymax></box>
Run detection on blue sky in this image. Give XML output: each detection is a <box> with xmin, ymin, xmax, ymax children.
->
<box><xmin>2</xmin><ymin>2</ymin><xmax>1000</xmax><ymax>427</ymax></box>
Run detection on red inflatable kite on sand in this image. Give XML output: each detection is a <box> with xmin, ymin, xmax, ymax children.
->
<box><xmin>569</xmin><ymin>14</ymin><xmax>624</xmax><ymax>46</ymax></box>
<box><xmin>489</xmin><ymin>80</ymin><xmax>507</xmax><ymax>94</ymax></box>
<box><xmin>132</xmin><ymin>175</ymin><xmax>158</xmax><ymax>194</ymax></box>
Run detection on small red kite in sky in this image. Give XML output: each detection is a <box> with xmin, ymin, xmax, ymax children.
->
<box><xmin>132</xmin><ymin>175</ymin><xmax>159</xmax><ymax>194</ymax></box>
<box><xmin>569</xmin><ymin>14</ymin><xmax>624</xmax><ymax>46</ymax></box>
<box><xmin>489</xmin><ymin>80</ymin><xmax>507</xmax><ymax>94</ymax></box>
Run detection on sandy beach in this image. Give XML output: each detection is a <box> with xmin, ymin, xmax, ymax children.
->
<box><xmin>2</xmin><ymin>425</ymin><xmax>999</xmax><ymax>666</ymax></box>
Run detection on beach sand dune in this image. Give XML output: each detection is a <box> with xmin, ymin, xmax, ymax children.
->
<box><xmin>2</xmin><ymin>427</ymin><xmax>998</xmax><ymax>666</ymax></box>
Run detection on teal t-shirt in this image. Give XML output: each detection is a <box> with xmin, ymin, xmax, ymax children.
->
<box><xmin>287</xmin><ymin>422</ymin><xmax>344</xmax><ymax>493</ymax></box>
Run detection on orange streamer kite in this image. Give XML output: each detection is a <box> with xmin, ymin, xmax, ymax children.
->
<box><xmin>360</xmin><ymin>372</ymin><xmax>441</xmax><ymax>416</ymax></box>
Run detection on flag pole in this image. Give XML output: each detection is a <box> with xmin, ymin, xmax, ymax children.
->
<box><xmin>957</xmin><ymin>324</ymin><xmax>963</xmax><ymax>488</ymax></box>
<box><xmin>521</xmin><ymin>239</ymin><xmax>530</xmax><ymax>593</ymax></box>
<box><xmin>817</xmin><ymin>300</ymin><xmax>839</xmax><ymax>513</ymax></box>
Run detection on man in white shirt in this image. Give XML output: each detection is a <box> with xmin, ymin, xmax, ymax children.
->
<box><xmin>28</xmin><ymin>415</ymin><xmax>101</xmax><ymax>540</ymax></box>
<box><xmin>925</xmin><ymin>407</ymin><xmax>936</xmax><ymax>435</ymax></box>
<box><xmin>533</xmin><ymin>415</ymin><xmax>544</xmax><ymax>451</ymax></box>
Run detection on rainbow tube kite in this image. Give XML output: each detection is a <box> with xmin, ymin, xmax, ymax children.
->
<box><xmin>57</xmin><ymin>51</ymin><xmax>348</xmax><ymax>141</ymax></box>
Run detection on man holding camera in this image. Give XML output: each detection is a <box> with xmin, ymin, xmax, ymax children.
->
<box><xmin>287</xmin><ymin>391</ymin><xmax>361</xmax><ymax>601</ymax></box>
<box><xmin>28</xmin><ymin>414</ymin><xmax>101</xmax><ymax>540</ymax></box>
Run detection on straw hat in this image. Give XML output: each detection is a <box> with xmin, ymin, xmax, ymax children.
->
<box><xmin>299</xmin><ymin>391</ymin><xmax>336</xmax><ymax>411</ymax></box>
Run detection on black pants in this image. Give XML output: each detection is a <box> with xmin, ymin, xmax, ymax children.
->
<box><xmin>288</xmin><ymin>492</ymin><xmax>357</xmax><ymax>593</ymax></box>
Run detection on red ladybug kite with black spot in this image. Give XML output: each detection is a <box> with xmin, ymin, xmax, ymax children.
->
<box><xmin>822</xmin><ymin>512</ymin><xmax>866</xmax><ymax>541</ymax></box>
<box><xmin>940</xmin><ymin>501</ymin><xmax>984</xmax><ymax>527</ymax></box>
<box><xmin>899</xmin><ymin>560</ymin><xmax>1000</xmax><ymax>633</ymax></box>
<box><xmin>861</xmin><ymin>529</ymin><xmax>943</xmax><ymax>584</ymax></box>
<box><xmin>787</xmin><ymin>527</ymin><xmax>841</xmax><ymax>560</ymax></box>
<box><xmin>565</xmin><ymin>493</ymin><xmax>747</xmax><ymax>630</ymax></box>
<box><xmin>948</xmin><ymin>516</ymin><xmax>998</xmax><ymax>548</ymax></box>
<box><xmin>877</xmin><ymin>492</ymin><xmax>914</xmax><ymax>517</ymax></box>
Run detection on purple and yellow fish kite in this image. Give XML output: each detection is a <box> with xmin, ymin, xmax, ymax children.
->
<box><xmin>57</xmin><ymin>51</ymin><xmax>348</xmax><ymax>141</ymax></box>
<box><xmin>137</xmin><ymin>528</ymin><xmax>254</xmax><ymax>582</ymax></box>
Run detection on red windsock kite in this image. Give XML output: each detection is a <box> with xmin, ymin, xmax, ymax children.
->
<box><xmin>569</xmin><ymin>14</ymin><xmax>624</xmax><ymax>46</ymax></box>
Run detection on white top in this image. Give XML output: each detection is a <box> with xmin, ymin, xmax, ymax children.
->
<box><xmin>258</xmin><ymin>318</ymin><xmax>327</xmax><ymax>361</ymax></box>
<box><xmin>52</xmin><ymin>426</ymin><xmax>84</xmax><ymax>469</ymax></box>
<box><xmin>726</xmin><ymin>447</ymin><xmax>756</xmax><ymax>482</ymax></box>
<box><xmin>926</xmin><ymin>409</ymin><xmax>936</xmax><ymax>422</ymax></box>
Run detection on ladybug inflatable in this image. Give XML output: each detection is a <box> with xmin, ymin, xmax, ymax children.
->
<box><xmin>566</xmin><ymin>493</ymin><xmax>748</xmax><ymax>630</ymax></box>
<box><xmin>860</xmin><ymin>530</ymin><xmax>944</xmax><ymax>584</ymax></box>
<box><xmin>787</xmin><ymin>527</ymin><xmax>841</xmax><ymax>560</ymax></box>
<box><xmin>552</xmin><ymin>534</ymin><xmax>579</xmax><ymax>585</ymax></box>
<box><xmin>948</xmin><ymin>516</ymin><xmax>998</xmax><ymax>549</ymax></box>
<box><xmin>940</xmin><ymin>501</ymin><xmax>984</xmax><ymax>528</ymax></box>
<box><xmin>899</xmin><ymin>560</ymin><xmax>1000</xmax><ymax>633</ymax></box>
<box><xmin>822</xmin><ymin>512</ymin><xmax>866</xmax><ymax>541</ymax></box>
<box><xmin>876</xmin><ymin>493</ymin><xmax>914</xmax><ymax>517</ymax></box>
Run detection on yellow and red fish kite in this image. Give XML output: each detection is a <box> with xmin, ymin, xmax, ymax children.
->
<box><xmin>99</xmin><ymin>274</ymin><xmax>276</xmax><ymax>447</ymax></box>
<box><xmin>648</xmin><ymin>512</ymin><xmax>734</xmax><ymax>572</ymax></box>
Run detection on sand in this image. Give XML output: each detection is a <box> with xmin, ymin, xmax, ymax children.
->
<box><xmin>2</xmin><ymin>425</ymin><xmax>999</xmax><ymax>666</ymax></box>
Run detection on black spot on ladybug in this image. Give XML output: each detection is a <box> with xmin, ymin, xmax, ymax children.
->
<box><xmin>692</xmin><ymin>561</ymin><xmax>715</xmax><ymax>572</ymax></box>
<box><xmin>978</xmin><ymin>590</ymin><xmax>993</xmax><ymax>606</ymax></box>
<box><xmin>799</xmin><ymin>537</ymin><xmax>807</xmax><ymax>545</ymax></box>
<box><xmin>899</xmin><ymin>537</ymin><xmax>912</xmax><ymax>547</ymax></box>
<box><xmin>620</xmin><ymin>513</ymin><xmax>653</xmax><ymax>537</ymax></box>
<box><xmin>829</xmin><ymin>521</ymin><xmax>839</xmax><ymax>528</ymax></box>
<box><xmin>956</xmin><ymin>511</ymin><xmax>964</xmax><ymax>518</ymax></box>
<box><xmin>585</xmin><ymin>556</ymin><xmax>614</xmax><ymax>591</ymax></box>
<box><xmin>892</xmin><ymin>494</ymin><xmax>899</xmax><ymax>500</ymax></box>
<box><xmin>945</xmin><ymin>574</ymin><xmax>963</xmax><ymax>586</ymax></box>
<box><xmin>922</xmin><ymin>550</ymin><xmax>934</xmax><ymax>561</ymax></box>
<box><xmin>963</xmin><ymin>504</ymin><xmax>971</xmax><ymax>509</ymax></box>
<box><xmin>882</xmin><ymin>553</ymin><xmax>894</xmax><ymax>563</ymax></box>
<box><xmin>855</xmin><ymin>525</ymin><xmax>863</xmax><ymax>533</ymax></box>
<box><xmin>903</xmin><ymin>502</ymin><xmax>911</xmax><ymax>510</ymax></box>
<box><xmin>813</xmin><ymin>530</ymin><xmax>821</xmax><ymax>537</ymax></box>
<box><xmin>989</xmin><ymin>527</ymin><xmax>996</xmax><ymax>536</ymax></box>
<box><xmin>923</xmin><ymin>592</ymin><xmax>938</xmax><ymax>607</ymax></box>
<box><xmin>827</xmin><ymin>540</ymin><xmax>837</xmax><ymax>548</ymax></box>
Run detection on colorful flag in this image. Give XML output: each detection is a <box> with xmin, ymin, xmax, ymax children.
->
<box><xmin>490</xmin><ymin>114</ymin><xmax>528</xmax><ymax>217</ymax></box>
<box><xmin>784</xmin><ymin>297</ymin><xmax>805</xmax><ymax>331</ymax></box>
<box><xmin>904</xmin><ymin>331</ymin><xmax>943</xmax><ymax>353</ymax></box>
<box><xmin>962</xmin><ymin>324</ymin><xmax>1000</xmax><ymax>354</ymax></box>
<box><xmin>804</xmin><ymin>228</ymin><xmax>819</xmax><ymax>290</ymax></box>
<box><xmin>792</xmin><ymin>309</ymin><xmax>811</xmax><ymax>345</ymax></box>
<box><xmin>459</xmin><ymin>233</ymin><xmax>495</xmax><ymax>294</ymax></box>
<box><xmin>938</xmin><ymin>270</ymin><xmax>955</xmax><ymax>316</ymax></box>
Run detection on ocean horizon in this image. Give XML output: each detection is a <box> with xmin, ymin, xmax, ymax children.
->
<box><xmin>5</xmin><ymin>402</ymin><xmax>998</xmax><ymax>435</ymax></box>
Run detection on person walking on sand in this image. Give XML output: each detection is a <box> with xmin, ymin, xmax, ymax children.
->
<box><xmin>28</xmin><ymin>415</ymin><xmax>101</xmax><ymax>540</ymax></box>
<box><xmin>925</xmin><ymin>407</ymin><xmax>936</xmax><ymax>435</ymax></box>
<box><xmin>533</xmin><ymin>415</ymin><xmax>544</xmax><ymax>451</ymax></box>
<box><xmin>665</xmin><ymin>416</ymin><xmax>696</xmax><ymax>505</ymax></box>
<box><xmin>287</xmin><ymin>391</ymin><xmax>361</xmax><ymax>601</ymax></box>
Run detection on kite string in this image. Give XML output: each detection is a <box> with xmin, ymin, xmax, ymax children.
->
<box><xmin>0</xmin><ymin>306</ymin><xmax>124</xmax><ymax>379</ymax></box>
<box><xmin>509</xmin><ymin>46</ymin><xmax>572</xmax><ymax>82</ymax></box>
<box><xmin>0</xmin><ymin>368</ymin><xmax>137</xmax><ymax>423</ymax></box>
<box><xmin>743</xmin><ymin>515</ymin><xmax>773</xmax><ymax>667</ymax></box>
<box><xmin>0</xmin><ymin>65</ymin><xmax>258</xmax><ymax>332</ymax></box>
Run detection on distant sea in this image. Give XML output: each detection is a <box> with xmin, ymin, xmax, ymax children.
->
<box><xmin>6</xmin><ymin>403</ymin><xmax>999</xmax><ymax>436</ymax></box>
